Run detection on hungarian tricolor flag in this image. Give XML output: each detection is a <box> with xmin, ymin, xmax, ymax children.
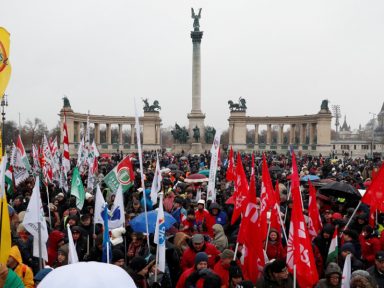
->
<box><xmin>286</xmin><ymin>153</ymin><xmax>318</xmax><ymax>287</ymax></box>
<box><xmin>104</xmin><ymin>156</ymin><xmax>135</xmax><ymax>193</ymax></box>
<box><xmin>327</xmin><ymin>227</ymin><xmax>338</xmax><ymax>264</ymax></box>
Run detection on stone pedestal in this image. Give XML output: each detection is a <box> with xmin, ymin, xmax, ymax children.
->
<box><xmin>142</xmin><ymin>111</ymin><xmax>161</xmax><ymax>150</ymax></box>
<box><xmin>190</xmin><ymin>142</ymin><xmax>203</xmax><ymax>155</ymax></box>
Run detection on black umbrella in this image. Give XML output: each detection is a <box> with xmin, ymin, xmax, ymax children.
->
<box><xmin>269</xmin><ymin>166</ymin><xmax>283</xmax><ymax>173</ymax></box>
<box><xmin>319</xmin><ymin>181</ymin><xmax>361</xmax><ymax>199</ymax></box>
<box><xmin>167</xmin><ymin>164</ymin><xmax>179</xmax><ymax>170</ymax></box>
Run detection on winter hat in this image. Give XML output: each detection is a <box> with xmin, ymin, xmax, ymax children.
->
<box><xmin>325</xmin><ymin>262</ymin><xmax>342</xmax><ymax>276</ymax></box>
<box><xmin>191</xmin><ymin>234</ymin><xmax>204</xmax><ymax>244</ymax></box>
<box><xmin>129</xmin><ymin>256</ymin><xmax>147</xmax><ymax>273</ymax></box>
<box><xmin>34</xmin><ymin>268</ymin><xmax>53</xmax><ymax>282</ymax></box>
<box><xmin>269</xmin><ymin>259</ymin><xmax>286</xmax><ymax>273</ymax></box>
<box><xmin>343</xmin><ymin>229</ymin><xmax>358</xmax><ymax>241</ymax></box>
<box><xmin>350</xmin><ymin>270</ymin><xmax>376</xmax><ymax>288</ymax></box>
<box><xmin>111</xmin><ymin>227</ymin><xmax>126</xmax><ymax>246</ymax></box>
<box><xmin>197</xmin><ymin>199</ymin><xmax>205</xmax><ymax>206</ymax></box>
<box><xmin>332</xmin><ymin>212</ymin><xmax>342</xmax><ymax>220</ymax></box>
<box><xmin>322</xmin><ymin>223</ymin><xmax>335</xmax><ymax>235</ymax></box>
<box><xmin>375</xmin><ymin>251</ymin><xmax>384</xmax><ymax>261</ymax></box>
<box><xmin>229</xmin><ymin>261</ymin><xmax>243</xmax><ymax>278</ymax></box>
<box><xmin>112</xmin><ymin>249</ymin><xmax>125</xmax><ymax>263</ymax></box>
<box><xmin>220</xmin><ymin>249</ymin><xmax>235</xmax><ymax>260</ymax></box>
<box><xmin>194</xmin><ymin>252</ymin><xmax>208</xmax><ymax>265</ymax></box>
<box><xmin>341</xmin><ymin>243</ymin><xmax>356</xmax><ymax>255</ymax></box>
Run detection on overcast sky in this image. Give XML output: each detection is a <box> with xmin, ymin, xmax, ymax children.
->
<box><xmin>1</xmin><ymin>0</ymin><xmax>384</xmax><ymax>131</ymax></box>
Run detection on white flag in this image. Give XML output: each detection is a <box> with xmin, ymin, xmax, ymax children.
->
<box><xmin>22</xmin><ymin>177</ymin><xmax>49</xmax><ymax>261</ymax></box>
<box><xmin>154</xmin><ymin>193</ymin><xmax>166</xmax><ymax>272</ymax></box>
<box><xmin>67</xmin><ymin>224</ymin><xmax>79</xmax><ymax>264</ymax></box>
<box><xmin>77</xmin><ymin>137</ymin><xmax>85</xmax><ymax>168</ymax></box>
<box><xmin>207</xmin><ymin>129</ymin><xmax>221</xmax><ymax>202</ymax></box>
<box><xmin>0</xmin><ymin>156</ymin><xmax>7</xmax><ymax>199</ymax></box>
<box><xmin>341</xmin><ymin>253</ymin><xmax>351</xmax><ymax>288</ymax></box>
<box><xmin>150</xmin><ymin>153</ymin><xmax>162</xmax><ymax>205</ymax></box>
<box><xmin>108</xmin><ymin>185</ymin><xmax>125</xmax><ymax>229</ymax></box>
<box><xmin>94</xmin><ymin>185</ymin><xmax>105</xmax><ymax>225</ymax></box>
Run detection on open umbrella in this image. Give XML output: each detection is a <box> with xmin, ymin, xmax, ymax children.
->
<box><xmin>269</xmin><ymin>166</ymin><xmax>283</xmax><ymax>173</ymax></box>
<box><xmin>167</xmin><ymin>164</ymin><xmax>179</xmax><ymax>170</ymax></box>
<box><xmin>300</xmin><ymin>175</ymin><xmax>320</xmax><ymax>182</ymax></box>
<box><xmin>130</xmin><ymin>210</ymin><xmax>177</xmax><ymax>233</ymax></box>
<box><xmin>184</xmin><ymin>173</ymin><xmax>209</xmax><ymax>183</ymax></box>
<box><xmin>180</xmin><ymin>156</ymin><xmax>188</xmax><ymax>161</ymax></box>
<box><xmin>198</xmin><ymin>169</ymin><xmax>210</xmax><ymax>177</ymax></box>
<box><xmin>319</xmin><ymin>181</ymin><xmax>361</xmax><ymax>199</ymax></box>
<box><xmin>39</xmin><ymin>262</ymin><xmax>136</xmax><ymax>288</ymax></box>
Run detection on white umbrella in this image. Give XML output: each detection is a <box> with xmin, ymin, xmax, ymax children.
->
<box><xmin>38</xmin><ymin>262</ymin><xmax>136</xmax><ymax>288</ymax></box>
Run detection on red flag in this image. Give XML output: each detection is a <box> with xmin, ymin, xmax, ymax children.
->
<box><xmin>257</xmin><ymin>154</ymin><xmax>275</xmax><ymax>242</ymax></box>
<box><xmin>231</xmin><ymin>153</ymin><xmax>249</xmax><ymax>225</ymax></box>
<box><xmin>226</xmin><ymin>146</ymin><xmax>236</xmax><ymax>182</ymax></box>
<box><xmin>308</xmin><ymin>180</ymin><xmax>323</xmax><ymax>240</ymax></box>
<box><xmin>286</xmin><ymin>153</ymin><xmax>318</xmax><ymax>287</ymax></box>
<box><xmin>62</xmin><ymin>114</ymin><xmax>71</xmax><ymax>173</ymax></box>
<box><xmin>270</xmin><ymin>181</ymin><xmax>281</xmax><ymax>232</ymax></box>
<box><xmin>362</xmin><ymin>163</ymin><xmax>384</xmax><ymax>212</ymax></box>
<box><xmin>237</xmin><ymin>154</ymin><xmax>264</xmax><ymax>282</ymax></box>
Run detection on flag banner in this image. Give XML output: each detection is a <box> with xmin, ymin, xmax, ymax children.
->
<box><xmin>16</xmin><ymin>136</ymin><xmax>31</xmax><ymax>172</ymax></box>
<box><xmin>150</xmin><ymin>153</ymin><xmax>162</xmax><ymax>205</ymax></box>
<box><xmin>231</xmin><ymin>153</ymin><xmax>249</xmax><ymax>225</ymax></box>
<box><xmin>102</xmin><ymin>204</ymin><xmax>111</xmax><ymax>263</ymax></box>
<box><xmin>361</xmin><ymin>163</ymin><xmax>384</xmax><ymax>212</ymax></box>
<box><xmin>108</xmin><ymin>185</ymin><xmax>125</xmax><ymax>229</ymax></box>
<box><xmin>226</xmin><ymin>146</ymin><xmax>235</xmax><ymax>182</ymax></box>
<box><xmin>70</xmin><ymin>167</ymin><xmax>85</xmax><ymax>210</ymax></box>
<box><xmin>104</xmin><ymin>156</ymin><xmax>134</xmax><ymax>194</ymax></box>
<box><xmin>62</xmin><ymin>117</ymin><xmax>71</xmax><ymax>173</ymax></box>
<box><xmin>10</xmin><ymin>143</ymin><xmax>29</xmax><ymax>186</ymax></box>
<box><xmin>308</xmin><ymin>180</ymin><xmax>323</xmax><ymax>240</ymax></box>
<box><xmin>5</xmin><ymin>161</ymin><xmax>14</xmax><ymax>197</ymax></box>
<box><xmin>67</xmin><ymin>225</ymin><xmax>79</xmax><ymax>264</ymax></box>
<box><xmin>22</xmin><ymin>177</ymin><xmax>49</xmax><ymax>261</ymax></box>
<box><xmin>207</xmin><ymin>129</ymin><xmax>221</xmax><ymax>202</ymax></box>
<box><xmin>154</xmin><ymin>194</ymin><xmax>166</xmax><ymax>272</ymax></box>
<box><xmin>32</xmin><ymin>144</ymin><xmax>41</xmax><ymax>176</ymax></box>
<box><xmin>94</xmin><ymin>185</ymin><xmax>105</xmax><ymax>225</ymax></box>
<box><xmin>0</xmin><ymin>27</ymin><xmax>11</xmax><ymax>98</ymax></box>
<box><xmin>327</xmin><ymin>227</ymin><xmax>338</xmax><ymax>264</ymax></box>
<box><xmin>341</xmin><ymin>253</ymin><xmax>351</xmax><ymax>288</ymax></box>
<box><xmin>0</xmin><ymin>157</ymin><xmax>11</xmax><ymax>264</ymax></box>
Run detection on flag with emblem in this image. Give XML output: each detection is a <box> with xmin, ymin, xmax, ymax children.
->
<box><xmin>0</xmin><ymin>27</ymin><xmax>11</xmax><ymax>99</ymax></box>
<box><xmin>154</xmin><ymin>193</ymin><xmax>166</xmax><ymax>272</ymax></box>
<box><xmin>150</xmin><ymin>152</ymin><xmax>162</xmax><ymax>205</ymax></box>
<box><xmin>0</xmin><ymin>157</ymin><xmax>11</xmax><ymax>264</ymax></box>
<box><xmin>4</xmin><ymin>161</ymin><xmax>14</xmax><ymax>197</ymax></box>
<box><xmin>231</xmin><ymin>153</ymin><xmax>249</xmax><ymax>225</ymax></box>
<box><xmin>10</xmin><ymin>143</ymin><xmax>29</xmax><ymax>186</ymax></box>
<box><xmin>108</xmin><ymin>185</ymin><xmax>125</xmax><ymax>229</ymax></box>
<box><xmin>104</xmin><ymin>156</ymin><xmax>135</xmax><ymax>194</ymax></box>
<box><xmin>70</xmin><ymin>167</ymin><xmax>85</xmax><ymax>210</ymax></box>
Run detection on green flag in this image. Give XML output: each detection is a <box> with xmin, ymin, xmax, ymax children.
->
<box><xmin>4</xmin><ymin>162</ymin><xmax>13</xmax><ymax>197</ymax></box>
<box><xmin>71</xmin><ymin>167</ymin><xmax>85</xmax><ymax>209</ymax></box>
<box><xmin>104</xmin><ymin>156</ymin><xmax>135</xmax><ymax>193</ymax></box>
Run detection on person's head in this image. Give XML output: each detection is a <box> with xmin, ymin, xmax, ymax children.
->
<box><xmin>6</xmin><ymin>246</ymin><xmax>21</xmax><ymax>269</ymax></box>
<box><xmin>191</xmin><ymin>234</ymin><xmax>205</xmax><ymax>251</ymax></box>
<box><xmin>325</xmin><ymin>262</ymin><xmax>341</xmax><ymax>286</ymax></box>
<box><xmin>69</xmin><ymin>206</ymin><xmax>78</xmax><ymax>216</ymax></box>
<box><xmin>350</xmin><ymin>270</ymin><xmax>376</xmax><ymax>288</ymax></box>
<box><xmin>71</xmin><ymin>226</ymin><xmax>82</xmax><ymax>241</ymax></box>
<box><xmin>56</xmin><ymin>193</ymin><xmax>65</xmax><ymax>202</ymax></box>
<box><xmin>356</xmin><ymin>213</ymin><xmax>367</xmax><ymax>224</ymax></box>
<box><xmin>375</xmin><ymin>251</ymin><xmax>384</xmax><ymax>273</ymax></box>
<box><xmin>112</xmin><ymin>249</ymin><xmax>125</xmax><ymax>267</ymax></box>
<box><xmin>57</xmin><ymin>245</ymin><xmax>68</xmax><ymax>264</ymax></box>
<box><xmin>269</xmin><ymin>259</ymin><xmax>288</xmax><ymax>280</ymax></box>
<box><xmin>67</xmin><ymin>215</ymin><xmax>79</xmax><ymax>227</ymax></box>
<box><xmin>343</xmin><ymin>229</ymin><xmax>358</xmax><ymax>242</ymax></box>
<box><xmin>322</xmin><ymin>224</ymin><xmax>334</xmax><ymax>239</ymax></box>
<box><xmin>209</xmin><ymin>202</ymin><xmax>221</xmax><ymax>216</ymax></box>
<box><xmin>197</xmin><ymin>199</ymin><xmax>205</xmax><ymax>211</ymax></box>
<box><xmin>324</xmin><ymin>210</ymin><xmax>333</xmax><ymax>221</ymax></box>
<box><xmin>131</xmin><ymin>232</ymin><xmax>144</xmax><ymax>246</ymax></box>
<box><xmin>133</xmin><ymin>200</ymin><xmax>141</xmax><ymax>210</ymax></box>
<box><xmin>341</xmin><ymin>242</ymin><xmax>356</xmax><ymax>259</ymax></box>
<box><xmin>194</xmin><ymin>252</ymin><xmax>208</xmax><ymax>271</ymax></box>
<box><xmin>80</xmin><ymin>214</ymin><xmax>91</xmax><ymax>227</ymax></box>
<box><xmin>269</xmin><ymin>230</ymin><xmax>279</xmax><ymax>242</ymax></box>
<box><xmin>220</xmin><ymin>249</ymin><xmax>235</xmax><ymax>267</ymax></box>
<box><xmin>174</xmin><ymin>197</ymin><xmax>184</xmax><ymax>209</ymax></box>
<box><xmin>187</xmin><ymin>209</ymin><xmax>195</xmax><ymax>221</ymax></box>
<box><xmin>129</xmin><ymin>256</ymin><xmax>148</xmax><ymax>276</ymax></box>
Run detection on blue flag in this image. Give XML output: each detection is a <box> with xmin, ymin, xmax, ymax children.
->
<box><xmin>102</xmin><ymin>204</ymin><xmax>111</xmax><ymax>263</ymax></box>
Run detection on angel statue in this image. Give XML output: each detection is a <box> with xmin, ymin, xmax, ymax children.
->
<box><xmin>191</xmin><ymin>8</ymin><xmax>202</xmax><ymax>31</ymax></box>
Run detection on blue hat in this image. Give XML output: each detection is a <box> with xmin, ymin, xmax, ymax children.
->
<box><xmin>34</xmin><ymin>268</ymin><xmax>53</xmax><ymax>282</ymax></box>
<box><xmin>195</xmin><ymin>252</ymin><xmax>208</xmax><ymax>265</ymax></box>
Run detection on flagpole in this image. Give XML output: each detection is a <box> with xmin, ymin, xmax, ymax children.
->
<box><xmin>293</xmin><ymin>264</ymin><xmax>297</xmax><ymax>288</ymax></box>
<box><xmin>264</xmin><ymin>221</ymin><xmax>271</xmax><ymax>252</ymax></box>
<box><xmin>154</xmin><ymin>240</ymin><xmax>159</xmax><ymax>283</ymax></box>
<box><xmin>134</xmin><ymin>97</ymin><xmax>150</xmax><ymax>249</ymax></box>
<box><xmin>233</xmin><ymin>242</ymin><xmax>239</xmax><ymax>261</ymax></box>
<box><xmin>343</xmin><ymin>201</ymin><xmax>362</xmax><ymax>231</ymax></box>
<box><xmin>38</xmin><ymin>222</ymin><xmax>43</xmax><ymax>270</ymax></box>
<box><xmin>45</xmin><ymin>184</ymin><xmax>52</xmax><ymax>230</ymax></box>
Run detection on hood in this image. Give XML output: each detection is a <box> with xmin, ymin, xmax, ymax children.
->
<box><xmin>9</xmin><ymin>245</ymin><xmax>23</xmax><ymax>264</ymax></box>
<box><xmin>213</xmin><ymin>224</ymin><xmax>225</xmax><ymax>235</ymax></box>
<box><xmin>48</xmin><ymin>230</ymin><xmax>65</xmax><ymax>249</ymax></box>
<box><xmin>325</xmin><ymin>262</ymin><xmax>341</xmax><ymax>276</ymax></box>
<box><xmin>322</xmin><ymin>223</ymin><xmax>335</xmax><ymax>235</ymax></box>
<box><xmin>209</xmin><ymin>203</ymin><xmax>221</xmax><ymax>213</ymax></box>
<box><xmin>268</xmin><ymin>228</ymin><xmax>280</xmax><ymax>241</ymax></box>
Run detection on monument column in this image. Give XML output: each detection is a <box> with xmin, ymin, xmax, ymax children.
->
<box><xmin>266</xmin><ymin>124</ymin><xmax>272</xmax><ymax>145</ymax></box>
<box><xmin>289</xmin><ymin>124</ymin><xmax>295</xmax><ymax>144</ymax></box>
<box><xmin>106</xmin><ymin>123</ymin><xmax>111</xmax><ymax>144</ymax></box>
<box><xmin>188</xmin><ymin>8</ymin><xmax>205</xmax><ymax>149</ymax></box>
<box><xmin>309</xmin><ymin>123</ymin><xmax>315</xmax><ymax>145</ymax></box>
<box><xmin>254</xmin><ymin>124</ymin><xmax>259</xmax><ymax>144</ymax></box>
<box><xmin>300</xmin><ymin>123</ymin><xmax>306</xmax><ymax>144</ymax></box>
<box><xmin>118</xmin><ymin>124</ymin><xmax>123</xmax><ymax>144</ymax></box>
<box><xmin>94</xmin><ymin>123</ymin><xmax>100</xmax><ymax>144</ymax></box>
<box><xmin>278</xmin><ymin>124</ymin><xmax>284</xmax><ymax>144</ymax></box>
<box><xmin>130</xmin><ymin>124</ymin><xmax>135</xmax><ymax>146</ymax></box>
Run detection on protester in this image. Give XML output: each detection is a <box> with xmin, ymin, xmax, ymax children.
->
<box><xmin>316</xmin><ymin>262</ymin><xmax>342</xmax><ymax>288</ymax></box>
<box><xmin>6</xmin><ymin>245</ymin><xmax>34</xmax><ymax>288</ymax></box>
<box><xmin>265</xmin><ymin>229</ymin><xmax>286</xmax><ymax>261</ymax></box>
<box><xmin>255</xmin><ymin>259</ymin><xmax>294</xmax><ymax>288</ymax></box>
<box><xmin>213</xmin><ymin>249</ymin><xmax>235</xmax><ymax>288</ymax></box>
<box><xmin>367</xmin><ymin>251</ymin><xmax>384</xmax><ymax>287</ymax></box>
<box><xmin>212</xmin><ymin>224</ymin><xmax>228</xmax><ymax>252</ymax></box>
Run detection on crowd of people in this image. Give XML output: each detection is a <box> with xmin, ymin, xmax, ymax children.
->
<box><xmin>1</xmin><ymin>149</ymin><xmax>384</xmax><ymax>287</ymax></box>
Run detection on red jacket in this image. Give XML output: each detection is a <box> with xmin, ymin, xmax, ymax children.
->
<box><xmin>181</xmin><ymin>242</ymin><xmax>221</xmax><ymax>271</ymax></box>
<box><xmin>176</xmin><ymin>267</ymin><xmax>204</xmax><ymax>288</ymax></box>
<box><xmin>266</xmin><ymin>241</ymin><xmax>286</xmax><ymax>261</ymax></box>
<box><xmin>360</xmin><ymin>234</ymin><xmax>381</xmax><ymax>266</ymax></box>
<box><xmin>213</xmin><ymin>261</ymin><xmax>230</xmax><ymax>288</ymax></box>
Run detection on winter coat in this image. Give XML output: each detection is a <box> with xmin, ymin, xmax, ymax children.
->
<box><xmin>266</xmin><ymin>229</ymin><xmax>286</xmax><ymax>261</ymax></box>
<box><xmin>367</xmin><ymin>265</ymin><xmax>384</xmax><ymax>287</ymax></box>
<box><xmin>213</xmin><ymin>261</ymin><xmax>230</xmax><ymax>288</ymax></box>
<box><xmin>181</xmin><ymin>242</ymin><xmax>220</xmax><ymax>271</ymax></box>
<box><xmin>8</xmin><ymin>245</ymin><xmax>34</xmax><ymax>288</ymax></box>
<box><xmin>212</xmin><ymin>224</ymin><xmax>228</xmax><ymax>252</ymax></box>
<box><xmin>313</xmin><ymin>224</ymin><xmax>335</xmax><ymax>268</ymax></box>
<box><xmin>359</xmin><ymin>234</ymin><xmax>381</xmax><ymax>267</ymax></box>
<box><xmin>47</xmin><ymin>230</ymin><xmax>65</xmax><ymax>266</ymax></box>
<box><xmin>315</xmin><ymin>262</ymin><xmax>341</xmax><ymax>288</ymax></box>
<box><xmin>176</xmin><ymin>267</ymin><xmax>204</xmax><ymax>288</ymax></box>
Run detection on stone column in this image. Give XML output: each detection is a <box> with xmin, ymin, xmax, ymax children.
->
<box><xmin>266</xmin><ymin>124</ymin><xmax>272</xmax><ymax>145</ymax></box>
<box><xmin>130</xmin><ymin>124</ymin><xmax>135</xmax><ymax>145</ymax></box>
<box><xmin>118</xmin><ymin>124</ymin><xmax>123</xmax><ymax>144</ymax></box>
<box><xmin>289</xmin><ymin>124</ymin><xmax>295</xmax><ymax>144</ymax></box>
<box><xmin>300</xmin><ymin>123</ymin><xmax>306</xmax><ymax>144</ymax></box>
<box><xmin>106</xmin><ymin>123</ymin><xmax>111</xmax><ymax>144</ymax></box>
<box><xmin>309</xmin><ymin>123</ymin><xmax>316</xmax><ymax>145</ymax></box>
<box><xmin>75</xmin><ymin>121</ymin><xmax>81</xmax><ymax>143</ymax></box>
<box><xmin>254</xmin><ymin>124</ymin><xmax>259</xmax><ymax>144</ymax></box>
<box><xmin>278</xmin><ymin>124</ymin><xmax>284</xmax><ymax>144</ymax></box>
<box><xmin>94</xmin><ymin>123</ymin><xmax>100</xmax><ymax>144</ymax></box>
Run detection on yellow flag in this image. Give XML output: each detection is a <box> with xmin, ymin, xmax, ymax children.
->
<box><xmin>0</xmin><ymin>193</ymin><xmax>11</xmax><ymax>264</ymax></box>
<box><xmin>0</xmin><ymin>27</ymin><xmax>11</xmax><ymax>99</ymax></box>
<box><xmin>0</xmin><ymin>128</ymin><xmax>3</xmax><ymax>158</ymax></box>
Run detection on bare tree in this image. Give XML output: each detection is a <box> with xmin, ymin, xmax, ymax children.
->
<box><xmin>23</xmin><ymin>118</ymin><xmax>48</xmax><ymax>147</ymax></box>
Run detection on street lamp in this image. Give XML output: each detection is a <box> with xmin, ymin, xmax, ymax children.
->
<box><xmin>331</xmin><ymin>105</ymin><xmax>341</xmax><ymax>140</ymax></box>
<box><xmin>369</xmin><ymin>112</ymin><xmax>376</xmax><ymax>159</ymax></box>
<box><xmin>1</xmin><ymin>95</ymin><xmax>8</xmax><ymax>155</ymax></box>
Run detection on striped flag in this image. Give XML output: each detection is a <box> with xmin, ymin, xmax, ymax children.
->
<box><xmin>327</xmin><ymin>227</ymin><xmax>338</xmax><ymax>264</ymax></box>
<box><xmin>62</xmin><ymin>116</ymin><xmax>71</xmax><ymax>173</ymax></box>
